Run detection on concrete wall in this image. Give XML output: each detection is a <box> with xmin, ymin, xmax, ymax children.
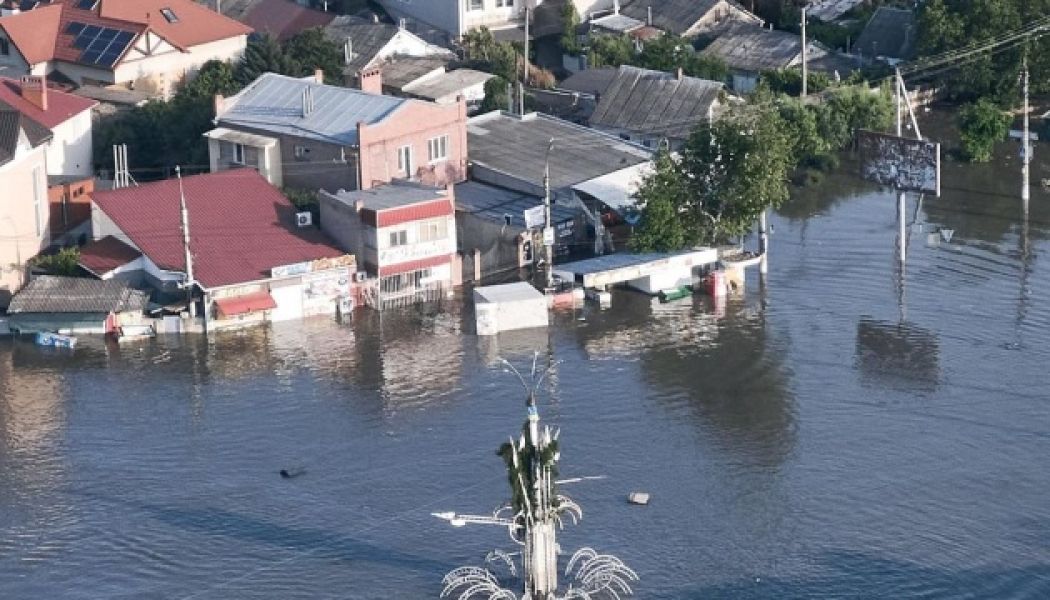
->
<box><xmin>357</xmin><ymin>98</ymin><xmax>468</xmax><ymax>190</ymax></box>
<box><xmin>456</xmin><ymin>210</ymin><xmax>526</xmax><ymax>280</ymax></box>
<box><xmin>0</xmin><ymin>143</ymin><xmax>49</xmax><ymax>307</ymax></box>
<box><xmin>46</xmin><ymin>109</ymin><xmax>94</xmax><ymax>176</ymax></box>
<box><xmin>319</xmin><ymin>192</ymin><xmax>377</xmax><ymax>268</ymax></box>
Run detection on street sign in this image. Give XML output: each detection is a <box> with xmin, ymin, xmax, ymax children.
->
<box><xmin>1009</xmin><ymin>130</ymin><xmax>1039</xmax><ymax>141</ymax></box>
<box><xmin>542</xmin><ymin>227</ymin><xmax>555</xmax><ymax>246</ymax></box>
<box><xmin>524</xmin><ymin>205</ymin><xmax>545</xmax><ymax>229</ymax></box>
<box><xmin>858</xmin><ymin>130</ymin><xmax>941</xmax><ymax>196</ymax></box>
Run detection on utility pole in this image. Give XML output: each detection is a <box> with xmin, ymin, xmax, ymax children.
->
<box><xmin>176</xmin><ymin>166</ymin><xmax>197</xmax><ymax>318</ymax></box>
<box><xmin>801</xmin><ymin>5</ymin><xmax>808</xmax><ymax>98</ymax></box>
<box><xmin>543</xmin><ymin>139</ymin><xmax>555</xmax><ymax>291</ymax></box>
<box><xmin>1022</xmin><ymin>55</ymin><xmax>1031</xmax><ymax>207</ymax></box>
<box><xmin>521</xmin><ymin>6</ymin><xmax>529</xmax><ymax>116</ymax></box>
<box><xmin>895</xmin><ymin>68</ymin><xmax>906</xmax><ymax>264</ymax></box>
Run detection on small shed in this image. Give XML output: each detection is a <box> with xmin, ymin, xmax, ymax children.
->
<box><xmin>554</xmin><ymin>249</ymin><xmax>718</xmax><ymax>294</ymax></box>
<box><xmin>474</xmin><ymin>282</ymin><xmax>548</xmax><ymax>336</ymax></box>
<box><xmin>6</xmin><ymin>275</ymin><xmax>149</xmax><ymax>335</ymax></box>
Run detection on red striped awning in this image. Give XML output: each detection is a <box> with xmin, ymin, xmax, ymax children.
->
<box><xmin>214</xmin><ymin>291</ymin><xmax>277</xmax><ymax>317</ymax></box>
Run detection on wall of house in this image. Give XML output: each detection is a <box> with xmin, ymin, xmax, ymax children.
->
<box><xmin>207</xmin><ymin>137</ymin><xmax>284</xmax><ymax>187</ymax></box>
<box><xmin>90</xmin><ymin>203</ymin><xmax>186</xmax><ymax>292</ymax></box>
<box><xmin>0</xmin><ymin>144</ymin><xmax>49</xmax><ymax>308</ymax></box>
<box><xmin>319</xmin><ymin>194</ymin><xmax>377</xmax><ymax>270</ymax></box>
<box><xmin>462</xmin><ymin>0</ymin><xmax>528</xmax><ymax>33</ymax></box>
<box><xmin>218</xmin><ymin>124</ymin><xmax>358</xmax><ymax>192</ymax></box>
<box><xmin>376</xmin><ymin>214</ymin><xmax>457</xmax><ymax>273</ymax></box>
<box><xmin>456</xmin><ymin>211</ymin><xmax>527</xmax><ymax>281</ymax></box>
<box><xmin>46</xmin><ymin>109</ymin><xmax>93</xmax><ymax>177</ymax></box>
<box><xmin>47</xmin><ymin>177</ymin><xmax>94</xmax><ymax>241</ymax></box>
<box><xmin>378</xmin><ymin>0</ymin><xmax>461</xmax><ymax>38</ymax></box>
<box><xmin>113</xmin><ymin>35</ymin><xmax>249</xmax><ymax>96</ymax></box>
<box><xmin>357</xmin><ymin>98</ymin><xmax>467</xmax><ymax>189</ymax></box>
<box><xmin>0</xmin><ymin>30</ymin><xmax>30</xmax><ymax>76</ymax></box>
<box><xmin>572</xmin><ymin>0</ymin><xmax>615</xmax><ymax>18</ymax></box>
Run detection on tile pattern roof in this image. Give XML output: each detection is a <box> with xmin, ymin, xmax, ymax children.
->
<box><xmin>455</xmin><ymin>181</ymin><xmax>577</xmax><ymax>228</ymax></box>
<box><xmin>240</xmin><ymin>0</ymin><xmax>334</xmax><ymax>42</ymax></box>
<box><xmin>0</xmin><ymin>98</ymin><xmax>51</xmax><ymax>167</ymax></box>
<box><xmin>701</xmin><ymin>22</ymin><xmax>802</xmax><ymax>72</ymax></box>
<box><xmin>855</xmin><ymin>7</ymin><xmax>917</xmax><ymax>61</ymax></box>
<box><xmin>589</xmin><ymin>65</ymin><xmax>722</xmax><ymax>140</ymax></box>
<box><xmin>559</xmin><ymin>68</ymin><xmax>619</xmax><ymax>97</ymax></box>
<box><xmin>77</xmin><ymin>235</ymin><xmax>142</xmax><ymax>276</ymax></box>
<box><xmin>217</xmin><ymin>72</ymin><xmax>407</xmax><ymax>146</ymax></box>
<box><xmin>0</xmin><ymin>0</ymin><xmax>250</xmax><ymax>69</ymax></box>
<box><xmin>619</xmin><ymin>0</ymin><xmax>760</xmax><ymax>36</ymax></box>
<box><xmin>0</xmin><ymin>77</ymin><xmax>97</xmax><ymax>129</ymax></box>
<box><xmin>7</xmin><ymin>275</ymin><xmax>148</xmax><ymax>314</ymax></box>
<box><xmin>467</xmin><ymin>112</ymin><xmax>652</xmax><ymax>192</ymax></box>
<box><xmin>90</xmin><ymin>169</ymin><xmax>346</xmax><ymax>289</ymax></box>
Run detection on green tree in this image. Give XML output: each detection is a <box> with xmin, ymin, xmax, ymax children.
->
<box><xmin>480</xmin><ymin>76</ymin><xmax>510</xmax><ymax>113</ymax></box>
<box><xmin>957</xmin><ymin>99</ymin><xmax>1009</xmax><ymax>162</ymax></box>
<box><xmin>629</xmin><ymin>150</ymin><xmax>692</xmax><ymax>252</ymax></box>
<box><xmin>29</xmin><ymin>247</ymin><xmax>81</xmax><ymax>276</ymax></box>
<box><xmin>236</xmin><ymin>33</ymin><xmax>300</xmax><ymax>85</ymax></box>
<box><xmin>284</xmin><ymin>28</ymin><xmax>344</xmax><ymax>84</ymax></box>
<box><xmin>587</xmin><ymin>34</ymin><xmax>634</xmax><ymax>68</ymax></box>
<box><xmin>560</xmin><ymin>2</ymin><xmax>581</xmax><ymax>54</ymax></box>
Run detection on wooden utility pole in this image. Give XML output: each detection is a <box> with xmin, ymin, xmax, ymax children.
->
<box><xmin>801</xmin><ymin>6</ymin><xmax>808</xmax><ymax>98</ymax></box>
<box><xmin>543</xmin><ymin>139</ymin><xmax>555</xmax><ymax>291</ymax></box>
<box><xmin>1022</xmin><ymin>56</ymin><xmax>1031</xmax><ymax>206</ymax></box>
<box><xmin>521</xmin><ymin>6</ymin><xmax>530</xmax><ymax>115</ymax></box>
<box><xmin>895</xmin><ymin>68</ymin><xmax>906</xmax><ymax>263</ymax></box>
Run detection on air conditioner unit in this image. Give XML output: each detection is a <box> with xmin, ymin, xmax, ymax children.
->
<box><xmin>295</xmin><ymin>211</ymin><xmax>313</xmax><ymax>228</ymax></box>
<box><xmin>352</xmin><ymin>271</ymin><xmax>368</xmax><ymax>283</ymax></box>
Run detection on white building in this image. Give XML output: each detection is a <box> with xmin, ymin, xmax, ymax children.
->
<box><xmin>0</xmin><ymin>76</ymin><xmax>96</xmax><ymax>176</ymax></box>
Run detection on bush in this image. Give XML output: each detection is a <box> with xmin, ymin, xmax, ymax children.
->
<box><xmin>958</xmin><ymin>99</ymin><xmax>1010</xmax><ymax>162</ymax></box>
<box><xmin>30</xmin><ymin>247</ymin><xmax>81</xmax><ymax>276</ymax></box>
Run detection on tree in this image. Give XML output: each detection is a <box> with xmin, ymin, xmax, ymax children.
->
<box><xmin>29</xmin><ymin>247</ymin><xmax>81</xmax><ymax>276</ymax></box>
<box><xmin>284</xmin><ymin>28</ymin><xmax>344</xmax><ymax>84</ymax></box>
<box><xmin>480</xmin><ymin>76</ymin><xmax>510</xmax><ymax>113</ymax></box>
<box><xmin>629</xmin><ymin>150</ymin><xmax>693</xmax><ymax>252</ymax></box>
<box><xmin>236</xmin><ymin>34</ymin><xmax>300</xmax><ymax>85</ymax></box>
<box><xmin>559</xmin><ymin>2</ymin><xmax>581</xmax><ymax>55</ymax></box>
<box><xmin>958</xmin><ymin>99</ymin><xmax>1009</xmax><ymax>162</ymax></box>
<box><xmin>587</xmin><ymin>34</ymin><xmax>634</xmax><ymax>68</ymax></box>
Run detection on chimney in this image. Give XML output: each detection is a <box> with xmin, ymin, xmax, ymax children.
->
<box><xmin>301</xmin><ymin>86</ymin><xmax>314</xmax><ymax>117</ymax></box>
<box><xmin>354</xmin><ymin>199</ymin><xmax>365</xmax><ymax>212</ymax></box>
<box><xmin>372</xmin><ymin>13</ymin><xmax>379</xmax><ymax>24</ymax></box>
<box><xmin>20</xmin><ymin>75</ymin><xmax>47</xmax><ymax>111</ymax></box>
<box><xmin>676</xmin><ymin>67</ymin><xmax>683</xmax><ymax>81</ymax></box>
<box><xmin>314</xmin><ymin>68</ymin><xmax>324</xmax><ymax>84</ymax></box>
<box><xmin>344</xmin><ymin>38</ymin><xmax>352</xmax><ymax>65</ymax></box>
<box><xmin>213</xmin><ymin>93</ymin><xmax>225</xmax><ymax>117</ymax></box>
<box><xmin>358</xmin><ymin>66</ymin><xmax>382</xmax><ymax>95</ymax></box>
<box><xmin>613</xmin><ymin>0</ymin><xmax>619</xmax><ymax>15</ymax></box>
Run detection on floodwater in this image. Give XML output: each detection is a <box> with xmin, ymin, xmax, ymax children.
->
<box><xmin>3</xmin><ymin>138</ymin><xmax>1050</xmax><ymax>599</ymax></box>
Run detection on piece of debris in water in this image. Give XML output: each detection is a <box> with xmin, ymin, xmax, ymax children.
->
<box><xmin>628</xmin><ymin>492</ymin><xmax>650</xmax><ymax>505</ymax></box>
<box><xmin>279</xmin><ymin>467</ymin><xmax>306</xmax><ymax>479</ymax></box>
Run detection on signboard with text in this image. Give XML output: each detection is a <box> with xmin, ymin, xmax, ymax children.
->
<box><xmin>858</xmin><ymin>130</ymin><xmax>941</xmax><ymax>196</ymax></box>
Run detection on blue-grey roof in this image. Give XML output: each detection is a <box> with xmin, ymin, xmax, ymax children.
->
<box><xmin>217</xmin><ymin>73</ymin><xmax>408</xmax><ymax>146</ymax></box>
<box><xmin>590</xmin><ymin>65</ymin><xmax>722</xmax><ymax>141</ymax></box>
<box><xmin>455</xmin><ymin>181</ymin><xmax>577</xmax><ymax>228</ymax></box>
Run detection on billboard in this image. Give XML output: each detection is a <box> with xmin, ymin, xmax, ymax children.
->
<box><xmin>858</xmin><ymin>130</ymin><xmax>941</xmax><ymax>196</ymax></box>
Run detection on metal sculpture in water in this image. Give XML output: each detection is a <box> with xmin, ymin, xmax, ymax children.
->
<box><xmin>434</xmin><ymin>354</ymin><xmax>638</xmax><ymax>600</ymax></box>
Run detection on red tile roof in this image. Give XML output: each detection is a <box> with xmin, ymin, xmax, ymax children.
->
<box><xmin>0</xmin><ymin>0</ymin><xmax>251</xmax><ymax>68</ymax></box>
<box><xmin>0</xmin><ymin>4</ymin><xmax>63</xmax><ymax>64</ymax></box>
<box><xmin>0</xmin><ymin>77</ymin><xmax>97</xmax><ymax>128</ymax></box>
<box><xmin>78</xmin><ymin>235</ymin><xmax>142</xmax><ymax>276</ymax></box>
<box><xmin>91</xmin><ymin>169</ymin><xmax>346</xmax><ymax>290</ymax></box>
<box><xmin>214</xmin><ymin>290</ymin><xmax>277</xmax><ymax>317</ymax></box>
<box><xmin>241</xmin><ymin>0</ymin><xmax>334</xmax><ymax>42</ymax></box>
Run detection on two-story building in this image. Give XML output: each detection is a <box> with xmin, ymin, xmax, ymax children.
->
<box><xmin>0</xmin><ymin>0</ymin><xmax>251</xmax><ymax>97</ymax></box>
<box><xmin>0</xmin><ymin>75</ymin><xmax>96</xmax><ymax>177</ymax></box>
<box><xmin>206</xmin><ymin>71</ymin><xmax>468</xmax><ymax>193</ymax></box>
<box><xmin>319</xmin><ymin>181</ymin><xmax>458</xmax><ymax>308</ymax></box>
<box><xmin>0</xmin><ymin>98</ymin><xmax>50</xmax><ymax>308</ymax></box>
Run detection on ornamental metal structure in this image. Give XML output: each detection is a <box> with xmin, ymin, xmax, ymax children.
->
<box><xmin>435</xmin><ymin>356</ymin><xmax>637</xmax><ymax>600</ymax></box>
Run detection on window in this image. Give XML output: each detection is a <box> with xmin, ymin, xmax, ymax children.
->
<box><xmin>32</xmin><ymin>166</ymin><xmax>43</xmax><ymax>238</ymax></box>
<box><xmin>397</xmin><ymin>145</ymin><xmax>412</xmax><ymax>176</ymax></box>
<box><xmin>0</xmin><ymin>38</ymin><xmax>9</xmax><ymax>57</ymax></box>
<box><xmin>427</xmin><ymin>134</ymin><xmax>449</xmax><ymax>163</ymax></box>
<box><xmin>294</xmin><ymin>145</ymin><xmax>310</xmax><ymax>160</ymax></box>
<box><xmin>388</xmin><ymin>230</ymin><xmax>408</xmax><ymax>247</ymax></box>
<box><xmin>496</xmin><ymin>0</ymin><xmax>513</xmax><ymax>6</ymax></box>
<box><xmin>232</xmin><ymin>143</ymin><xmax>245</xmax><ymax>165</ymax></box>
<box><xmin>160</xmin><ymin>8</ymin><xmax>178</xmax><ymax>23</ymax></box>
<box><xmin>468</xmin><ymin>0</ymin><xmax>483</xmax><ymax>11</ymax></box>
<box><xmin>417</xmin><ymin>218</ymin><xmax>447</xmax><ymax>242</ymax></box>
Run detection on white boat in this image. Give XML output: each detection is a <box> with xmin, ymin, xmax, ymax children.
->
<box><xmin>35</xmin><ymin>331</ymin><xmax>77</xmax><ymax>349</ymax></box>
<box><xmin>118</xmin><ymin>324</ymin><xmax>156</xmax><ymax>341</ymax></box>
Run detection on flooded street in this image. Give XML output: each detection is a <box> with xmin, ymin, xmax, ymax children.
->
<box><xmin>2</xmin><ymin>141</ymin><xmax>1050</xmax><ymax>598</ymax></box>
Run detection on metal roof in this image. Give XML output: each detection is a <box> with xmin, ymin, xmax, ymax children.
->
<box><xmin>203</xmin><ymin>127</ymin><xmax>277</xmax><ymax>147</ymax></box>
<box><xmin>619</xmin><ymin>0</ymin><xmax>760</xmax><ymax>35</ymax></box>
<box><xmin>0</xmin><ymin>98</ymin><xmax>51</xmax><ymax>167</ymax></box>
<box><xmin>590</xmin><ymin>65</ymin><xmax>722</xmax><ymax>140</ymax></box>
<box><xmin>324</xmin><ymin>16</ymin><xmax>401</xmax><ymax>75</ymax></box>
<box><xmin>454</xmin><ymin>181</ymin><xmax>576</xmax><ymax>228</ymax></box>
<box><xmin>217</xmin><ymin>72</ymin><xmax>407</xmax><ymax>146</ymax></box>
<box><xmin>474</xmin><ymin>281</ymin><xmax>544</xmax><ymax>303</ymax></box>
<box><xmin>559</xmin><ymin>68</ymin><xmax>618</xmax><ymax>97</ymax></box>
<box><xmin>379</xmin><ymin>55</ymin><xmax>451</xmax><ymax>90</ymax></box>
<box><xmin>467</xmin><ymin>111</ymin><xmax>652</xmax><ymax>192</ymax></box>
<box><xmin>590</xmin><ymin>13</ymin><xmax>645</xmax><ymax>33</ymax></box>
<box><xmin>7</xmin><ymin>275</ymin><xmax>148</xmax><ymax>314</ymax></box>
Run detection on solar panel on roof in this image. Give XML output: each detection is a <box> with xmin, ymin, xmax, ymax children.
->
<box><xmin>66</xmin><ymin>22</ymin><xmax>85</xmax><ymax>35</ymax></box>
<box><xmin>75</xmin><ymin>0</ymin><xmax>97</xmax><ymax>9</ymax></box>
<box><xmin>81</xmin><ymin>49</ymin><xmax>103</xmax><ymax>64</ymax></box>
<box><xmin>95</xmin><ymin>29</ymin><xmax>117</xmax><ymax>43</ymax></box>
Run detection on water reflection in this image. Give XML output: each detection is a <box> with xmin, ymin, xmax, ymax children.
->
<box><xmin>855</xmin><ymin>318</ymin><xmax>940</xmax><ymax>393</ymax></box>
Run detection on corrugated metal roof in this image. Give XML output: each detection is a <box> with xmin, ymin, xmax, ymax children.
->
<box><xmin>324</xmin><ymin>180</ymin><xmax>446</xmax><ymax>211</ymax></box>
<box><xmin>619</xmin><ymin>0</ymin><xmax>760</xmax><ymax>35</ymax></box>
<box><xmin>379</xmin><ymin>55</ymin><xmax>451</xmax><ymax>91</ymax></box>
<box><xmin>559</xmin><ymin>68</ymin><xmax>618</xmax><ymax>97</ymax></box>
<box><xmin>7</xmin><ymin>275</ymin><xmax>148</xmax><ymax>314</ymax></box>
<box><xmin>217</xmin><ymin>72</ymin><xmax>407</xmax><ymax>146</ymax></box>
<box><xmin>590</xmin><ymin>65</ymin><xmax>722</xmax><ymax>141</ymax></box>
<box><xmin>324</xmin><ymin>16</ymin><xmax>400</xmax><ymax>75</ymax></box>
<box><xmin>402</xmin><ymin>69</ymin><xmax>494</xmax><ymax>102</ymax></box>
<box><xmin>203</xmin><ymin>127</ymin><xmax>277</xmax><ymax>147</ymax></box>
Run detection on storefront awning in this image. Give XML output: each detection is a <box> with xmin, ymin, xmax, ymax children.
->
<box><xmin>214</xmin><ymin>291</ymin><xmax>277</xmax><ymax>317</ymax></box>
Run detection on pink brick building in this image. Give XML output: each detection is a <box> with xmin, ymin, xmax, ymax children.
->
<box><xmin>207</xmin><ymin>71</ymin><xmax>467</xmax><ymax>194</ymax></box>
